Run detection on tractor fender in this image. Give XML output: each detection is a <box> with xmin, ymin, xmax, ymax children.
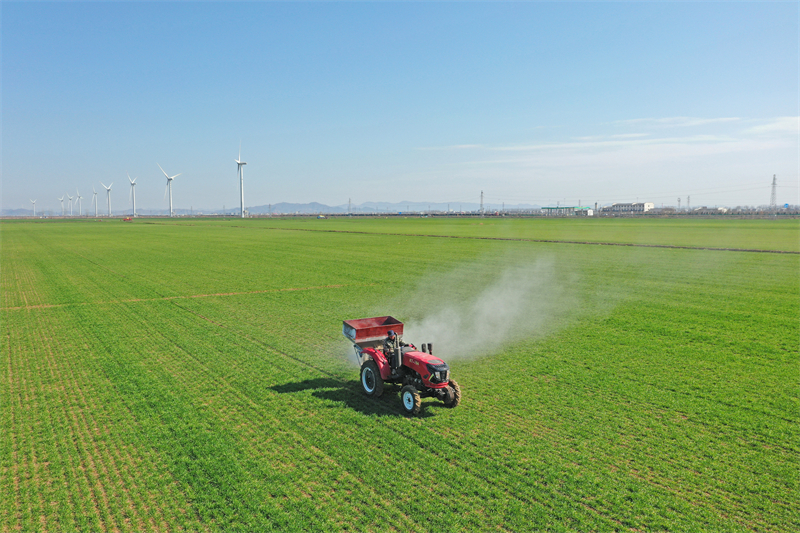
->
<box><xmin>363</xmin><ymin>348</ymin><xmax>392</xmax><ymax>380</ymax></box>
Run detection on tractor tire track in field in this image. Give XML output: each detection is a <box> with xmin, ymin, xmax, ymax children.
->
<box><xmin>162</xmin><ymin>298</ymin><xmax>632</xmax><ymax>531</ymax></box>
<box><xmin>142</xmin><ymin>221</ymin><xmax>800</xmax><ymax>254</ymax></box>
<box><xmin>0</xmin><ymin>284</ymin><xmax>368</xmax><ymax>312</ymax></box>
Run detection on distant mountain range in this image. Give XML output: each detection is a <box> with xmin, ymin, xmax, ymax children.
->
<box><xmin>2</xmin><ymin>200</ymin><xmax>542</xmax><ymax>217</ymax></box>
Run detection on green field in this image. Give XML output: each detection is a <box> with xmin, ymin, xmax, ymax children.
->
<box><xmin>2</xmin><ymin>217</ymin><xmax>798</xmax><ymax>532</ymax></box>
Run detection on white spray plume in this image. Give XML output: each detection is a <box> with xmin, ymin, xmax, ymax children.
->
<box><xmin>389</xmin><ymin>254</ymin><xmax>581</xmax><ymax>360</ymax></box>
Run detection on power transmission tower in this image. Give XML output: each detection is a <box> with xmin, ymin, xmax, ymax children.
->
<box><xmin>480</xmin><ymin>191</ymin><xmax>484</xmax><ymax>217</ymax></box>
<box><xmin>770</xmin><ymin>175</ymin><xmax>777</xmax><ymax>211</ymax></box>
<box><xmin>687</xmin><ymin>196</ymin><xmax>690</xmax><ymax>213</ymax></box>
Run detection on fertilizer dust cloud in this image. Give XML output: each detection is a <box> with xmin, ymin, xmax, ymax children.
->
<box><xmin>384</xmin><ymin>254</ymin><xmax>587</xmax><ymax>360</ymax></box>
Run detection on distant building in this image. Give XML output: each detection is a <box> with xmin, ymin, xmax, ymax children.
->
<box><xmin>601</xmin><ymin>202</ymin><xmax>654</xmax><ymax>214</ymax></box>
<box><xmin>693</xmin><ymin>206</ymin><xmax>728</xmax><ymax>215</ymax></box>
<box><xmin>541</xmin><ymin>206</ymin><xmax>593</xmax><ymax>217</ymax></box>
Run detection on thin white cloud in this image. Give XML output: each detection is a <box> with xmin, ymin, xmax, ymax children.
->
<box><xmin>573</xmin><ymin>133</ymin><xmax>650</xmax><ymax>141</ymax></box>
<box><xmin>408</xmin><ymin>116</ymin><xmax>797</xmax><ymax>206</ymax></box>
<box><xmin>742</xmin><ymin>116</ymin><xmax>799</xmax><ymax>135</ymax></box>
<box><xmin>416</xmin><ymin>144</ymin><xmax>485</xmax><ymax>151</ymax></box>
<box><xmin>487</xmin><ymin>134</ymin><xmax>735</xmax><ymax>152</ymax></box>
<box><xmin>614</xmin><ymin>117</ymin><xmax>740</xmax><ymax>128</ymax></box>
<box><xmin>611</xmin><ymin>133</ymin><xmax>651</xmax><ymax>139</ymax></box>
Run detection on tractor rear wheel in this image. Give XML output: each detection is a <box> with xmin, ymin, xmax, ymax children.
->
<box><xmin>360</xmin><ymin>360</ymin><xmax>384</xmax><ymax>397</ymax></box>
<box><xmin>443</xmin><ymin>379</ymin><xmax>461</xmax><ymax>408</ymax></box>
<box><xmin>400</xmin><ymin>385</ymin><xmax>421</xmax><ymax>416</ymax></box>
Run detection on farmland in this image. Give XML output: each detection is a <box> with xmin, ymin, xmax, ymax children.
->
<box><xmin>1</xmin><ymin>217</ymin><xmax>798</xmax><ymax>531</ymax></box>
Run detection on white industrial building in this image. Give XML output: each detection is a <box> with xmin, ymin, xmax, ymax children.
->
<box><xmin>602</xmin><ymin>202</ymin><xmax>655</xmax><ymax>214</ymax></box>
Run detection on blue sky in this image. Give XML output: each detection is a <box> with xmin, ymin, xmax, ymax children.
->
<box><xmin>3</xmin><ymin>1</ymin><xmax>798</xmax><ymax>213</ymax></box>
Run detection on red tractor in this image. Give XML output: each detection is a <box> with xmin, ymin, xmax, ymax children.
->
<box><xmin>343</xmin><ymin>316</ymin><xmax>461</xmax><ymax>415</ymax></box>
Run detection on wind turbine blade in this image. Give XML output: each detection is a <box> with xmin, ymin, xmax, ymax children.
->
<box><xmin>170</xmin><ymin>173</ymin><xmax>182</xmax><ymax>180</ymax></box>
<box><xmin>157</xmin><ymin>163</ymin><xmax>170</xmax><ymax>179</ymax></box>
<box><xmin>93</xmin><ymin>187</ymin><xmax>97</xmax><ymax>194</ymax></box>
<box><xmin>108</xmin><ymin>183</ymin><xmax>113</xmax><ymax>189</ymax></box>
<box><xmin>164</xmin><ymin>184</ymin><xmax>169</xmax><ymax>200</ymax></box>
<box><xmin>128</xmin><ymin>172</ymin><xmax>133</xmax><ymax>184</ymax></box>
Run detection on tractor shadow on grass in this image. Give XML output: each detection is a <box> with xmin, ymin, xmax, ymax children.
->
<box><xmin>270</xmin><ymin>378</ymin><xmax>438</xmax><ymax>418</ymax></box>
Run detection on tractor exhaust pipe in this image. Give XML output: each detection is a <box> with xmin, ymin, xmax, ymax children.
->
<box><xmin>421</xmin><ymin>344</ymin><xmax>428</xmax><ymax>353</ymax></box>
<box><xmin>393</xmin><ymin>337</ymin><xmax>401</xmax><ymax>373</ymax></box>
<box><xmin>428</xmin><ymin>343</ymin><xmax>433</xmax><ymax>355</ymax></box>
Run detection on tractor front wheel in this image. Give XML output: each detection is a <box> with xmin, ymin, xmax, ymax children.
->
<box><xmin>443</xmin><ymin>379</ymin><xmax>461</xmax><ymax>408</ymax></box>
<box><xmin>360</xmin><ymin>360</ymin><xmax>384</xmax><ymax>397</ymax></box>
<box><xmin>400</xmin><ymin>385</ymin><xmax>421</xmax><ymax>416</ymax></box>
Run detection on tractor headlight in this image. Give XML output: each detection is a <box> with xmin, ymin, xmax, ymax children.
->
<box><xmin>426</xmin><ymin>363</ymin><xmax>450</xmax><ymax>384</ymax></box>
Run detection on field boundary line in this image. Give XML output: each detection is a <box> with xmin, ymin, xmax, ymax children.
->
<box><xmin>277</xmin><ymin>227</ymin><xmax>800</xmax><ymax>254</ymax></box>
<box><xmin>0</xmin><ymin>283</ymin><xmax>369</xmax><ymax>312</ymax></box>
<box><xmin>138</xmin><ymin>221</ymin><xmax>800</xmax><ymax>254</ymax></box>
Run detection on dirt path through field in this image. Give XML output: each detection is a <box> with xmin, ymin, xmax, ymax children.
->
<box><xmin>0</xmin><ymin>283</ymin><xmax>366</xmax><ymax>312</ymax></box>
<box><xmin>140</xmin><ymin>221</ymin><xmax>800</xmax><ymax>254</ymax></box>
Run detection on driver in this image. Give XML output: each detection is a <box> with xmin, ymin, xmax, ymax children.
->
<box><xmin>383</xmin><ymin>330</ymin><xmax>408</xmax><ymax>365</ymax></box>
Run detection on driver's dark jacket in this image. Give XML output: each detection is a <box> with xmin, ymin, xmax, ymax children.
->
<box><xmin>383</xmin><ymin>337</ymin><xmax>408</xmax><ymax>356</ymax></box>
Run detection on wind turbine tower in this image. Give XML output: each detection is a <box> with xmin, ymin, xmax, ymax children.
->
<box><xmin>128</xmin><ymin>173</ymin><xmax>137</xmax><ymax>217</ymax></box>
<box><xmin>58</xmin><ymin>196</ymin><xmax>65</xmax><ymax>216</ymax></box>
<box><xmin>770</xmin><ymin>175</ymin><xmax>777</xmax><ymax>211</ymax></box>
<box><xmin>30</xmin><ymin>199</ymin><xmax>36</xmax><ymax>217</ymax></box>
<box><xmin>67</xmin><ymin>193</ymin><xmax>74</xmax><ymax>216</ymax></box>
<box><xmin>101</xmin><ymin>182</ymin><xmax>113</xmax><ymax>217</ymax></box>
<box><xmin>92</xmin><ymin>188</ymin><xmax>98</xmax><ymax>217</ymax></box>
<box><xmin>75</xmin><ymin>189</ymin><xmax>83</xmax><ymax>216</ymax></box>
<box><xmin>235</xmin><ymin>147</ymin><xmax>247</xmax><ymax>218</ymax></box>
<box><xmin>157</xmin><ymin>163</ymin><xmax>181</xmax><ymax>217</ymax></box>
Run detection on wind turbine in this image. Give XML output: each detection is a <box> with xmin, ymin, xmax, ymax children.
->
<box><xmin>157</xmin><ymin>163</ymin><xmax>181</xmax><ymax>217</ymax></box>
<box><xmin>58</xmin><ymin>196</ymin><xmax>65</xmax><ymax>216</ymax></box>
<box><xmin>75</xmin><ymin>189</ymin><xmax>83</xmax><ymax>216</ymax></box>
<box><xmin>92</xmin><ymin>187</ymin><xmax>98</xmax><ymax>217</ymax></box>
<box><xmin>30</xmin><ymin>199</ymin><xmax>36</xmax><ymax>217</ymax></box>
<box><xmin>235</xmin><ymin>145</ymin><xmax>247</xmax><ymax>218</ymax></box>
<box><xmin>67</xmin><ymin>193</ymin><xmax>74</xmax><ymax>216</ymax></box>
<box><xmin>101</xmin><ymin>182</ymin><xmax>113</xmax><ymax>217</ymax></box>
<box><xmin>128</xmin><ymin>173</ymin><xmax>137</xmax><ymax>217</ymax></box>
